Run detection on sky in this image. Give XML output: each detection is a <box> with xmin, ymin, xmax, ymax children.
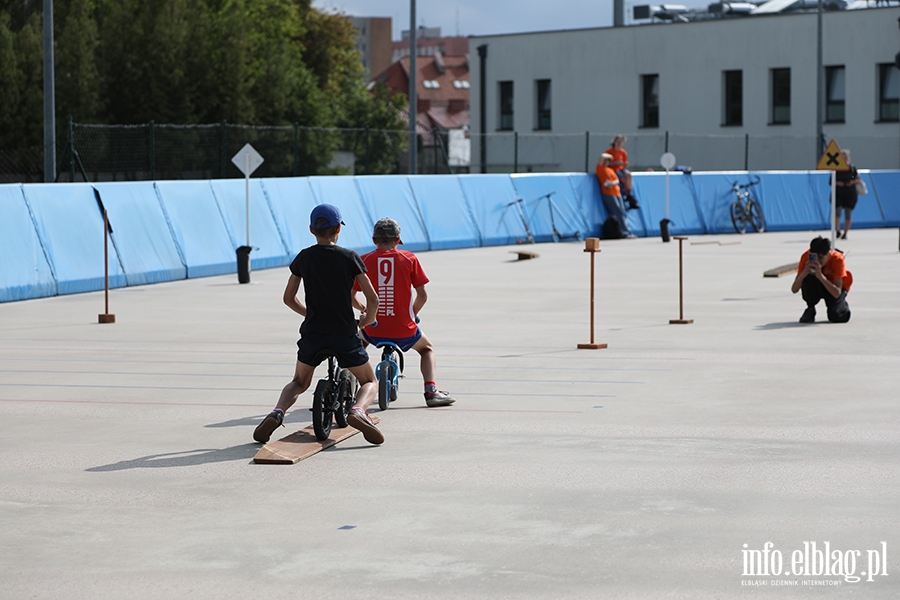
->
<box><xmin>310</xmin><ymin>0</ymin><xmax>706</xmax><ymax>39</ymax></box>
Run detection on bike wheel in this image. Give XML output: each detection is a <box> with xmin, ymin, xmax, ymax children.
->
<box><xmin>378</xmin><ymin>363</ymin><xmax>394</xmax><ymax>411</ymax></box>
<box><xmin>312</xmin><ymin>379</ymin><xmax>332</xmax><ymax>440</ymax></box>
<box><xmin>730</xmin><ymin>202</ymin><xmax>747</xmax><ymax>234</ymax></box>
<box><xmin>334</xmin><ymin>370</ymin><xmax>352</xmax><ymax>428</ymax></box>
<box><xmin>747</xmin><ymin>200</ymin><xmax>766</xmax><ymax>233</ymax></box>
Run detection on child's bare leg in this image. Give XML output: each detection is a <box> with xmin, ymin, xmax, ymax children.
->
<box><xmin>275</xmin><ymin>361</ymin><xmax>316</xmax><ymax>411</ymax></box>
<box><xmin>347</xmin><ymin>361</ymin><xmax>377</xmax><ymax>411</ymax></box>
<box><xmin>346</xmin><ymin>361</ymin><xmax>383</xmax><ymax>444</ymax></box>
<box><xmin>411</xmin><ymin>333</ymin><xmax>436</xmax><ymax>383</ymax></box>
<box><xmin>254</xmin><ymin>361</ymin><xmax>315</xmax><ymax>443</ymax></box>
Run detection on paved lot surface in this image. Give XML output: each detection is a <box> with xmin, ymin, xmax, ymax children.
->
<box><xmin>1</xmin><ymin>228</ymin><xmax>899</xmax><ymax>599</ymax></box>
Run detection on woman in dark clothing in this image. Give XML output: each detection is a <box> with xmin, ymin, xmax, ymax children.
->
<box><xmin>834</xmin><ymin>149</ymin><xmax>862</xmax><ymax>240</ymax></box>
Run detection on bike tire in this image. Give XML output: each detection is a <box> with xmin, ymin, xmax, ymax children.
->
<box><xmin>730</xmin><ymin>202</ymin><xmax>747</xmax><ymax>234</ymax></box>
<box><xmin>334</xmin><ymin>369</ymin><xmax>352</xmax><ymax>429</ymax></box>
<box><xmin>378</xmin><ymin>363</ymin><xmax>393</xmax><ymax>411</ymax></box>
<box><xmin>747</xmin><ymin>200</ymin><xmax>766</xmax><ymax>233</ymax></box>
<box><xmin>312</xmin><ymin>379</ymin><xmax>332</xmax><ymax>441</ymax></box>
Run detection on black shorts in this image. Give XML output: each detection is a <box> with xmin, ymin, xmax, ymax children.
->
<box><xmin>297</xmin><ymin>332</ymin><xmax>369</xmax><ymax>368</ymax></box>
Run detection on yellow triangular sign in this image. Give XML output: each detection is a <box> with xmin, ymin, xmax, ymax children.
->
<box><xmin>816</xmin><ymin>140</ymin><xmax>849</xmax><ymax>171</ymax></box>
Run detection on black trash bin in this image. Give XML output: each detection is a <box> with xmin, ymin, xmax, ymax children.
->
<box><xmin>236</xmin><ymin>245</ymin><xmax>252</xmax><ymax>283</ymax></box>
<box><xmin>660</xmin><ymin>219</ymin><xmax>672</xmax><ymax>243</ymax></box>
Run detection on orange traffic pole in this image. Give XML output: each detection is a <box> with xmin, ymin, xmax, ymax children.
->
<box><xmin>578</xmin><ymin>238</ymin><xmax>607</xmax><ymax>349</ymax></box>
<box><xmin>99</xmin><ymin>209</ymin><xmax>116</xmax><ymax>324</ymax></box>
<box><xmin>669</xmin><ymin>236</ymin><xmax>692</xmax><ymax>324</ymax></box>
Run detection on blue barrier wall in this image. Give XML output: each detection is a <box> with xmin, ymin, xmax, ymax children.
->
<box><xmin>3</xmin><ymin>171</ymin><xmax>898</xmax><ymax>302</ymax></box>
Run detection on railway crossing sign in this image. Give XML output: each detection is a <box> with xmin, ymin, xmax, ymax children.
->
<box><xmin>816</xmin><ymin>139</ymin><xmax>849</xmax><ymax>171</ymax></box>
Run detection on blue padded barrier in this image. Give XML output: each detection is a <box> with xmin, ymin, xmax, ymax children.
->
<box><xmin>154</xmin><ymin>180</ymin><xmax>236</xmax><ymax>278</ymax></box>
<box><xmin>456</xmin><ymin>174</ymin><xmax>523</xmax><ymax>246</ymax></box>
<box><xmin>407</xmin><ymin>175</ymin><xmax>483</xmax><ymax>250</ymax></box>
<box><xmin>307</xmin><ymin>177</ymin><xmax>374</xmax><ymax>252</ymax></box>
<box><xmin>568</xmin><ymin>174</ymin><xmax>605</xmax><ymax>238</ymax></box>
<box><xmin>870</xmin><ymin>172</ymin><xmax>900</xmax><ymax>226</ymax></box>
<box><xmin>750</xmin><ymin>171</ymin><xmax>828</xmax><ymax>232</ymax></box>
<box><xmin>93</xmin><ymin>181</ymin><xmax>187</xmax><ymax>286</ymax></box>
<box><xmin>630</xmin><ymin>172</ymin><xmax>703</xmax><ymax>237</ymax></box>
<box><xmin>354</xmin><ymin>176</ymin><xmax>429</xmax><ymax>252</ymax></box>
<box><xmin>208</xmin><ymin>179</ymin><xmax>291</xmax><ymax>269</ymax></box>
<box><xmin>510</xmin><ymin>174</ymin><xmax>588</xmax><ymax>242</ymax></box>
<box><xmin>22</xmin><ymin>183</ymin><xmax>127</xmax><ymax>295</ymax></box>
<box><xmin>0</xmin><ymin>184</ymin><xmax>56</xmax><ymax>302</ymax></box>
<box><xmin>259</xmin><ymin>177</ymin><xmax>319</xmax><ymax>257</ymax></box>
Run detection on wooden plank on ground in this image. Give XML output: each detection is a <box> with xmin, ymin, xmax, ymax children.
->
<box><xmin>509</xmin><ymin>250</ymin><xmax>539</xmax><ymax>260</ymax></box>
<box><xmin>254</xmin><ymin>415</ymin><xmax>381</xmax><ymax>464</ymax></box>
<box><xmin>763</xmin><ymin>262</ymin><xmax>799</xmax><ymax>278</ymax></box>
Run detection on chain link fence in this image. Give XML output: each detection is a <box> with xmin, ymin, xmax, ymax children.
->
<box><xmin>471</xmin><ymin>131</ymin><xmax>900</xmax><ymax>173</ymax></box>
<box><xmin>3</xmin><ymin>124</ymin><xmax>897</xmax><ymax>183</ymax></box>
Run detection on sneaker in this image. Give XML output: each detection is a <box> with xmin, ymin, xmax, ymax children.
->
<box><xmin>624</xmin><ymin>233</ymin><xmax>638</xmax><ymax>239</ymax></box>
<box><xmin>424</xmin><ymin>390</ymin><xmax>456</xmax><ymax>407</ymax></box>
<box><xmin>799</xmin><ymin>307</ymin><xmax>816</xmax><ymax>324</ymax></box>
<box><xmin>625</xmin><ymin>195</ymin><xmax>641</xmax><ymax>210</ymax></box>
<box><xmin>253</xmin><ymin>410</ymin><xmax>284</xmax><ymax>443</ymax></box>
<box><xmin>841</xmin><ymin>232</ymin><xmax>848</xmax><ymax>240</ymax></box>
<box><xmin>348</xmin><ymin>407</ymin><xmax>384</xmax><ymax>445</ymax></box>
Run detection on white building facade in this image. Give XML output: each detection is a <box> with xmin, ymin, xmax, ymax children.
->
<box><xmin>470</xmin><ymin>7</ymin><xmax>900</xmax><ymax>171</ymax></box>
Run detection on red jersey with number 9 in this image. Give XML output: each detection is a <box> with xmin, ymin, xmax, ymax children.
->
<box><xmin>354</xmin><ymin>248</ymin><xmax>429</xmax><ymax>338</ymax></box>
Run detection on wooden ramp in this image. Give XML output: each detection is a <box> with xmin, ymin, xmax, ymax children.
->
<box><xmin>763</xmin><ymin>262</ymin><xmax>799</xmax><ymax>278</ymax></box>
<box><xmin>509</xmin><ymin>250</ymin><xmax>539</xmax><ymax>261</ymax></box>
<box><xmin>254</xmin><ymin>415</ymin><xmax>380</xmax><ymax>464</ymax></box>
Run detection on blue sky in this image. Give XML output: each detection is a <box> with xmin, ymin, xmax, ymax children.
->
<box><xmin>310</xmin><ymin>0</ymin><xmax>695</xmax><ymax>39</ymax></box>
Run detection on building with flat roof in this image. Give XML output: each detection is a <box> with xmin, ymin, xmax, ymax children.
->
<box><xmin>469</xmin><ymin>6</ymin><xmax>900</xmax><ymax>171</ymax></box>
<box><xmin>348</xmin><ymin>17</ymin><xmax>393</xmax><ymax>80</ymax></box>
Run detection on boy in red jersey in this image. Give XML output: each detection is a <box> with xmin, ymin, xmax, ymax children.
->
<box><xmin>353</xmin><ymin>218</ymin><xmax>455</xmax><ymax>407</ymax></box>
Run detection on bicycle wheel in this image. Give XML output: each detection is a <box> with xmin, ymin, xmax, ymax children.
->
<box><xmin>334</xmin><ymin>369</ymin><xmax>352</xmax><ymax>428</ymax></box>
<box><xmin>312</xmin><ymin>379</ymin><xmax>332</xmax><ymax>440</ymax></box>
<box><xmin>378</xmin><ymin>363</ymin><xmax>394</xmax><ymax>411</ymax></box>
<box><xmin>747</xmin><ymin>200</ymin><xmax>766</xmax><ymax>233</ymax></box>
<box><xmin>730</xmin><ymin>202</ymin><xmax>747</xmax><ymax>234</ymax></box>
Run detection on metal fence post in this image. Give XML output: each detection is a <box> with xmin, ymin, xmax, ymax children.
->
<box><xmin>665</xmin><ymin>130</ymin><xmax>669</xmax><ymax>153</ymax></box>
<box><xmin>364</xmin><ymin>126</ymin><xmax>370</xmax><ymax>175</ymax></box>
<box><xmin>149</xmin><ymin>120</ymin><xmax>155</xmax><ymax>180</ymax></box>
<box><xmin>68</xmin><ymin>115</ymin><xmax>75</xmax><ymax>182</ymax></box>
<box><xmin>585</xmin><ymin>130</ymin><xmax>590</xmax><ymax>172</ymax></box>
<box><xmin>293</xmin><ymin>122</ymin><xmax>299</xmax><ymax>176</ymax></box>
<box><xmin>514</xmin><ymin>131</ymin><xmax>518</xmax><ymax>173</ymax></box>
<box><xmin>220</xmin><ymin>120</ymin><xmax>227</xmax><ymax>178</ymax></box>
<box><xmin>744</xmin><ymin>133</ymin><xmax>749</xmax><ymax>171</ymax></box>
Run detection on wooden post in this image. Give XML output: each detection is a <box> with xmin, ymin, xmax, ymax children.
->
<box><xmin>98</xmin><ymin>209</ymin><xmax>115</xmax><ymax>324</ymax></box>
<box><xmin>578</xmin><ymin>238</ymin><xmax>607</xmax><ymax>349</ymax></box>
<box><xmin>669</xmin><ymin>236</ymin><xmax>692</xmax><ymax>324</ymax></box>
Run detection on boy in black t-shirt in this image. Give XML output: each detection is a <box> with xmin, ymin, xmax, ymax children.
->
<box><xmin>253</xmin><ymin>204</ymin><xmax>384</xmax><ymax>445</ymax></box>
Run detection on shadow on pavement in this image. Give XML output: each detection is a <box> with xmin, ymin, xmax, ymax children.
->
<box><xmin>85</xmin><ymin>444</ymin><xmax>259</xmax><ymax>471</ymax></box>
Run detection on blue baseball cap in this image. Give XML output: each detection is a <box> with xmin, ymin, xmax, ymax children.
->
<box><xmin>310</xmin><ymin>204</ymin><xmax>345</xmax><ymax>228</ymax></box>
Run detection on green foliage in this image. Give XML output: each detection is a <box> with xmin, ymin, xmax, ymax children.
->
<box><xmin>0</xmin><ymin>0</ymin><xmax>405</xmax><ymax>158</ymax></box>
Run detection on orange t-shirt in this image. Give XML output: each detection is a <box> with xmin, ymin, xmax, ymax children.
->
<box><xmin>595</xmin><ymin>164</ymin><xmax>621</xmax><ymax>197</ymax></box>
<box><xmin>798</xmin><ymin>249</ymin><xmax>853</xmax><ymax>291</ymax></box>
<box><xmin>605</xmin><ymin>147</ymin><xmax>628</xmax><ymax>172</ymax></box>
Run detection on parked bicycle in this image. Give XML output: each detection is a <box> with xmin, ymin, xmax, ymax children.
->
<box><xmin>730</xmin><ymin>176</ymin><xmax>765</xmax><ymax>234</ymax></box>
<box><xmin>310</xmin><ymin>351</ymin><xmax>358</xmax><ymax>441</ymax></box>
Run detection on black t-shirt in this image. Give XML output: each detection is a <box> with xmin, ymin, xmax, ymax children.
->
<box><xmin>289</xmin><ymin>244</ymin><xmax>366</xmax><ymax>335</ymax></box>
<box><xmin>835</xmin><ymin>165</ymin><xmax>858</xmax><ymax>198</ymax></box>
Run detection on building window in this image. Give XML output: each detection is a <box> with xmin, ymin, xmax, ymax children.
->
<box><xmin>422</xmin><ymin>80</ymin><xmax>440</xmax><ymax>89</ymax></box>
<box><xmin>535</xmin><ymin>79</ymin><xmax>551</xmax><ymax>130</ymax></box>
<box><xmin>771</xmin><ymin>68</ymin><xmax>790</xmax><ymax>125</ymax></box>
<box><xmin>825</xmin><ymin>66</ymin><xmax>845</xmax><ymax>123</ymax></box>
<box><xmin>453</xmin><ymin>80</ymin><xmax>470</xmax><ymax>89</ymax></box>
<box><xmin>641</xmin><ymin>74</ymin><xmax>659</xmax><ymax>128</ymax></box>
<box><xmin>878</xmin><ymin>63</ymin><xmax>899</xmax><ymax>122</ymax></box>
<box><xmin>723</xmin><ymin>70</ymin><xmax>742</xmax><ymax>126</ymax></box>
<box><xmin>499</xmin><ymin>81</ymin><xmax>514</xmax><ymax>130</ymax></box>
